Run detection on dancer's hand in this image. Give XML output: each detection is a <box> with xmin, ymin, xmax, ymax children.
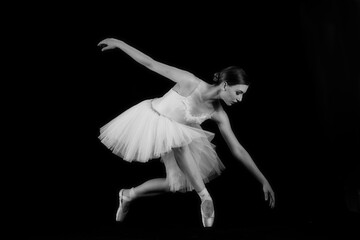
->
<box><xmin>263</xmin><ymin>181</ymin><xmax>275</xmax><ymax>208</ymax></box>
<box><xmin>98</xmin><ymin>38</ymin><xmax>119</xmax><ymax>51</ymax></box>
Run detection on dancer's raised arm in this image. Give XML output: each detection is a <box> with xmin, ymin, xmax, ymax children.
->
<box><xmin>98</xmin><ymin>38</ymin><xmax>197</xmax><ymax>86</ymax></box>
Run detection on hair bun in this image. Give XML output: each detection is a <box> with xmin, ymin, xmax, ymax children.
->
<box><xmin>213</xmin><ymin>72</ymin><xmax>220</xmax><ymax>83</ymax></box>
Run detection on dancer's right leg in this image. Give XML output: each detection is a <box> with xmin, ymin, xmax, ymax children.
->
<box><xmin>123</xmin><ymin>178</ymin><xmax>170</xmax><ymax>200</ymax></box>
<box><xmin>173</xmin><ymin>146</ymin><xmax>215</xmax><ymax>227</ymax></box>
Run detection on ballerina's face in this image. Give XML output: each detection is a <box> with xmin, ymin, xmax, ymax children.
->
<box><xmin>220</xmin><ymin>84</ymin><xmax>249</xmax><ymax>106</ymax></box>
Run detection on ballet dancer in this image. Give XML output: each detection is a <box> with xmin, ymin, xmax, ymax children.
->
<box><xmin>98</xmin><ymin>38</ymin><xmax>275</xmax><ymax>227</ymax></box>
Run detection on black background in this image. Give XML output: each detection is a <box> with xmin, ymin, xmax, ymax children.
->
<box><xmin>8</xmin><ymin>0</ymin><xmax>359</xmax><ymax>238</ymax></box>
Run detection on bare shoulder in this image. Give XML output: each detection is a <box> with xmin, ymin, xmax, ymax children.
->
<box><xmin>211</xmin><ymin>101</ymin><xmax>228</xmax><ymax>124</ymax></box>
<box><xmin>173</xmin><ymin>77</ymin><xmax>201</xmax><ymax>96</ymax></box>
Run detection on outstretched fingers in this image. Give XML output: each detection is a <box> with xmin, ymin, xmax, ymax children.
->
<box><xmin>100</xmin><ymin>45</ymin><xmax>111</xmax><ymax>51</ymax></box>
<box><xmin>269</xmin><ymin>191</ymin><xmax>275</xmax><ymax>208</ymax></box>
<box><xmin>97</xmin><ymin>39</ymin><xmax>107</xmax><ymax>47</ymax></box>
<box><xmin>97</xmin><ymin>39</ymin><xmax>116</xmax><ymax>51</ymax></box>
<box><xmin>264</xmin><ymin>191</ymin><xmax>268</xmax><ymax>201</ymax></box>
<box><xmin>264</xmin><ymin>189</ymin><xmax>275</xmax><ymax>209</ymax></box>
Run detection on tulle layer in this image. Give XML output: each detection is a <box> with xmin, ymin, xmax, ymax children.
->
<box><xmin>99</xmin><ymin>99</ymin><xmax>225</xmax><ymax>191</ymax></box>
<box><xmin>162</xmin><ymin>136</ymin><xmax>225</xmax><ymax>192</ymax></box>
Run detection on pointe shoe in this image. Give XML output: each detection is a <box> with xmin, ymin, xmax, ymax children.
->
<box><xmin>201</xmin><ymin>199</ymin><xmax>215</xmax><ymax>227</ymax></box>
<box><xmin>115</xmin><ymin>189</ymin><xmax>131</xmax><ymax>222</ymax></box>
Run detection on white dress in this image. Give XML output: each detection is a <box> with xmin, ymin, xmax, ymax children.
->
<box><xmin>99</xmin><ymin>81</ymin><xmax>225</xmax><ymax>192</ymax></box>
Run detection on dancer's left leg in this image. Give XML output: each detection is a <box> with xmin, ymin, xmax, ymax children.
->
<box><xmin>116</xmin><ymin>178</ymin><xmax>170</xmax><ymax>222</ymax></box>
<box><xmin>123</xmin><ymin>178</ymin><xmax>170</xmax><ymax>200</ymax></box>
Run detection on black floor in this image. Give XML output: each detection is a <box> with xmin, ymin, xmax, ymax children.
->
<box><xmin>13</xmin><ymin>193</ymin><xmax>360</xmax><ymax>239</ymax></box>
<box><xmin>22</xmin><ymin>218</ymin><xmax>359</xmax><ymax>240</ymax></box>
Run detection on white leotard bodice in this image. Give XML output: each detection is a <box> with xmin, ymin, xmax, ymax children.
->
<box><xmin>151</xmin><ymin>81</ymin><xmax>215</xmax><ymax>125</ymax></box>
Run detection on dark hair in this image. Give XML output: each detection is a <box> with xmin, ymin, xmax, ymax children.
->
<box><xmin>213</xmin><ymin>66</ymin><xmax>249</xmax><ymax>86</ymax></box>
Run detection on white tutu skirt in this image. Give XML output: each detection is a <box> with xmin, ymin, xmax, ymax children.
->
<box><xmin>99</xmin><ymin>100</ymin><xmax>225</xmax><ymax>192</ymax></box>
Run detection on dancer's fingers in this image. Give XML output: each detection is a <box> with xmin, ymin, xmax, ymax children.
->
<box><xmin>264</xmin><ymin>191</ymin><xmax>268</xmax><ymax>201</ymax></box>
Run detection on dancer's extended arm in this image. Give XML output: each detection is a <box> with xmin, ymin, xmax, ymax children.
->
<box><xmin>212</xmin><ymin>106</ymin><xmax>275</xmax><ymax>208</ymax></box>
<box><xmin>98</xmin><ymin>38</ymin><xmax>198</xmax><ymax>86</ymax></box>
